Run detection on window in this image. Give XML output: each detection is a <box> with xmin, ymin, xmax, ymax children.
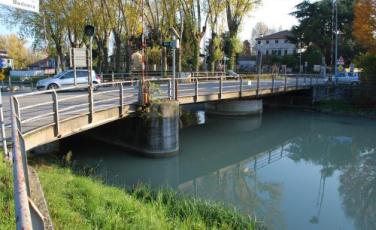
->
<box><xmin>284</xmin><ymin>50</ymin><xmax>288</xmax><ymax>55</ymax></box>
<box><xmin>275</xmin><ymin>40</ymin><xmax>279</xmax><ymax>44</ymax></box>
<box><xmin>278</xmin><ymin>50</ymin><xmax>282</xmax><ymax>56</ymax></box>
<box><xmin>61</xmin><ymin>71</ymin><xmax>74</xmax><ymax>79</ymax></box>
<box><xmin>77</xmin><ymin>71</ymin><xmax>88</xmax><ymax>78</ymax></box>
<box><xmin>266</xmin><ymin>50</ymin><xmax>269</xmax><ymax>55</ymax></box>
<box><xmin>266</xmin><ymin>40</ymin><xmax>269</xmax><ymax>44</ymax></box>
<box><xmin>257</xmin><ymin>40</ymin><xmax>261</xmax><ymax>44</ymax></box>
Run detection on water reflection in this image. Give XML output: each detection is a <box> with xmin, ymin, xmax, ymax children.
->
<box><xmin>69</xmin><ymin>110</ymin><xmax>376</xmax><ymax>230</ymax></box>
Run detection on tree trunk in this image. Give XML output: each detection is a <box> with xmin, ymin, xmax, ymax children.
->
<box><xmin>56</xmin><ymin>45</ymin><xmax>65</xmax><ymax>72</ymax></box>
<box><xmin>193</xmin><ymin>37</ymin><xmax>200</xmax><ymax>72</ymax></box>
<box><xmin>228</xmin><ymin>33</ymin><xmax>237</xmax><ymax>71</ymax></box>
<box><xmin>114</xmin><ymin>33</ymin><xmax>122</xmax><ymax>72</ymax></box>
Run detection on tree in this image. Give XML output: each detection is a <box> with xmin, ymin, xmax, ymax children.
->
<box><xmin>225</xmin><ymin>0</ymin><xmax>260</xmax><ymax>70</ymax></box>
<box><xmin>242</xmin><ymin>40</ymin><xmax>251</xmax><ymax>56</ymax></box>
<box><xmin>353</xmin><ymin>0</ymin><xmax>376</xmax><ymax>54</ymax></box>
<box><xmin>208</xmin><ymin>0</ymin><xmax>225</xmax><ymax>71</ymax></box>
<box><xmin>0</xmin><ymin>34</ymin><xmax>35</xmax><ymax>69</ymax></box>
<box><xmin>250</xmin><ymin>21</ymin><xmax>273</xmax><ymax>47</ymax></box>
<box><xmin>291</xmin><ymin>0</ymin><xmax>358</xmax><ymax>67</ymax></box>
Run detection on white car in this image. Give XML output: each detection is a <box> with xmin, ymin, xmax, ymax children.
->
<box><xmin>36</xmin><ymin>69</ymin><xmax>100</xmax><ymax>90</ymax></box>
<box><xmin>332</xmin><ymin>72</ymin><xmax>360</xmax><ymax>85</ymax></box>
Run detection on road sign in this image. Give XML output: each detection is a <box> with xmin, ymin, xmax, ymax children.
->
<box><xmin>0</xmin><ymin>69</ymin><xmax>5</xmax><ymax>81</ymax></box>
<box><xmin>0</xmin><ymin>0</ymin><xmax>39</xmax><ymax>13</ymax></box>
<box><xmin>338</xmin><ymin>64</ymin><xmax>344</xmax><ymax>72</ymax></box>
<box><xmin>337</xmin><ymin>56</ymin><xmax>344</xmax><ymax>65</ymax></box>
<box><xmin>69</xmin><ymin>48</ymin><xmax>88</xmax><ymax>68</ymax></box>
<box><xmin>0</xmin><ymin>59</ymin><xmax>4</xmax><ymax>69</ymax></box>
<box><xmin>350</xmin><ymin>63</ymin><xmax>355</xmax><ymax>73</ymax></box>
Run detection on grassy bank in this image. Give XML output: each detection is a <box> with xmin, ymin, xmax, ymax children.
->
<box><xmin>315</xmin><ymin>100</ymin><xmax>376</xmax><ymax>118</ymax></box>
<box><xmin>0</xmin><ymin>154</ymin><xmax>15</xmax><ymax>229</ymax></box>
<box><xmin>31</xmin><ymin>156</ymin><xmax>259</xmax><ymax>230</ymax></box>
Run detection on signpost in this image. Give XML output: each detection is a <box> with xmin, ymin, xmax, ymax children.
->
<box><xmin>0</xmin><ymin>0</ymin><xmax>39</xmax><ymax>13</ymax></box>
<box><xmin>70</xmin><ymin>48</ymin><xmax>88</xmax><ymax>85</ymax></box>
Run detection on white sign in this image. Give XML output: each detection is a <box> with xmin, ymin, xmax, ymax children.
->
<box><xmin>337</xmin><ymin>56</ymin><xmax>345</xmax><ymax>65</ymax></box>
<box><xmin>70</xmin><ymin>48</ymin><xmax>88</xmax><ymax>68</ymax></box>
<box><xmin>0</xmin><ymin>0</ymin><xmax>39</xmax><ymax>13</ymax></box>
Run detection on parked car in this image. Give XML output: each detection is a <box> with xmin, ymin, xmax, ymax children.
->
<box><xmin>227</xmin><ymin>70</ymin><xmax>240</xmax><ymax>78</ymax></box>
<box><xmin>332</xmin><ymin>72</ymin><xmax>360</xmax><ymax>85</ymax></box>
<box><xmin>36</xmin><ymin>69</ymin><xmax>100</xmax><ymax>90</ymax></box>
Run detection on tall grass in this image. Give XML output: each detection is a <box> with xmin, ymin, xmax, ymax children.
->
<box><xmin>0</xmin><ymin>153</ymin><xmax>15</xmax><ymax>229</ymax></box>
<box><xmin>32</xmin><ymin>156</ymin><xmax>259</xmax><ymax>230</ymax></box>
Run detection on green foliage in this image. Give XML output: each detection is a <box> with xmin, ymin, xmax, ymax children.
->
<box><xmin>355</xmin><ymin>53</ymin><xmax>376</xmax><ymax>75</ymax></box>
<box><xmin>0</xmin><ymin>154</ymin><xmax>15</xmax><ymax>230</ymax></box>
<box><xmin>291</xmin><ymin>0</ymin><xmax>359</xmax><ymax>66</ymax></box>
<box><xmin>31</xmin><ymin>157</ymin><xmax>258</xmax><ymax>229</ymax></box>
<box><xmin>302</xmin><ymin>45</ymin><xmax>323</xmax><ymax>72</ymax></box>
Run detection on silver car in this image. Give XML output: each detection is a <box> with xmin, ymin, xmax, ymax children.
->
<box><xmin>36</xmin><ymin>69</ymin><xmax>100</xmax><ymax>90</ymax></box>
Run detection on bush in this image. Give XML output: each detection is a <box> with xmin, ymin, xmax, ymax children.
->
<box><xmin>356</xmin><ymin>53</ymin><xmax>376</xmax><ymax>75</ymax></box>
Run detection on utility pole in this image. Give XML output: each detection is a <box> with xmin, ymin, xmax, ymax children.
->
<box><xmin>334</xmin><ymin>0</ymin><xmax>338</xmax><ymax>77</ymax></box>
<box><xmin>141</xmin><ymin>0</ymin><xmax>146</xmax><ymax>104</ymax></box>
<box><xmin>172</xmin><ymin>34</ymin><xmax>176</xmax><ymax>100</ymax></box>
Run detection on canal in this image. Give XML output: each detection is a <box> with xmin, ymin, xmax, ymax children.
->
<box><xmin>67</xmin><ymin>109</ymin><xmax>376</xmax><ymax>230</ymax></box>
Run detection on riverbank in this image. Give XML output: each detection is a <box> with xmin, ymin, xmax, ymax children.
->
<box><xmin>314</xmin><ymin>100</ymin><xmax>376</xmax><ymax>119</ymax></box>
<box><xmin>28</xmin><ymin>155</ymin><xmax>260</xmax><ymax>229</ymax></box>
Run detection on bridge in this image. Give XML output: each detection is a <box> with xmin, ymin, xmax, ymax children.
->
<box><xmin>5</xmin><ymin>72</ymin><xmax>325</xmax><ymax>229</ymax></box>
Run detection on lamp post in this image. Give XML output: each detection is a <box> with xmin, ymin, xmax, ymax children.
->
<box><xmin>84</xmin><ymin>25</ymin><xmax>95</xmax><ymax>87</ymax></box>
<box><xmin>334</xmin><ymin>0</ymin><xmax>338</xmax><ymax>78</ymax></box>
<box><xmin>258</xmin><ymin>33</ymin><xmax>264</xmax><ymax>74</ymax></box>
<box><xmin>298</xmin><ymin>34</ymin><xmax>304</xmax><ymax>74</ymax></box>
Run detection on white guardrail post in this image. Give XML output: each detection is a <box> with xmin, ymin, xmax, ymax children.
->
<box><xmin>119</xmin><ymin>83</ymin><xmax>124</xmax><ymax>116</ymax></box>
<box><xmin>88</xmin><ymin>86</ymin><xmax>94</xmax><ymax>123</ymax></box>
<box><xmin>284</xmin><ymin>74</ymin><xmax>287</xmax><ymax>91</ymax></box>
<box><xmin>239</xmin><ymin>76</ymin><xmax>243</xmax><ymax>97</ymax></box>
<box><xmin>10</xmin><ymin>96</ymin><xmax>33</xmax><ymax>230</ymax></box>
<box><xmin>52</xmin><ymin>91</ymin><xmax>60</xmax><ymax>137</ymax></box>
<box><xmin>195</xmin><ymin>78</ymin><xmax>199</xmax><ymax>102</ymax></box>
<box><xmin>0</xmin><ymin>91</ymin><xmax>8</xmax><ymax>158</ymax></box>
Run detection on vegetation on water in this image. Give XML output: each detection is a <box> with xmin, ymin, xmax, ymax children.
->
<box><xmin>0</xmin><ymin>154</ymin><xmax>15</xmax><ymax>230</ymax></box>
<box><xmin>30</xmin><ymin>155</ymin><xmax>260</xmax><ymax>229</ymax></box>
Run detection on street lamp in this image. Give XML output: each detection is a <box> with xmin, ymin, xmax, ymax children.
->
<box><xmin>258</xmin><ymin>33</ymin><xmax>264</xmax><ymax>74</ymax></box>
<box><xmin>84</xmin><ymin>25</ymin><xmax>95</xmax><ymax>87</ymax></box>
<box><xmin>298</xmin><ymin>34</ymin><xmax>304</xmax><ymax>74</ymax></box>
<box><xmin>169</xmin><ymin>27</ymin><xmax>180</xmax><ymax>100</ymax></box>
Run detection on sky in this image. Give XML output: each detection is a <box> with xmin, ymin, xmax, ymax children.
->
<box><xmin>239</xmin><ymin>0</ymin><xmax>304</xmax><ymax>41</ymax></box>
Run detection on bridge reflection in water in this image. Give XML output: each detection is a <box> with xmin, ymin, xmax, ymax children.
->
<box><xmin>68</xmin><ymin>109</ymin><xmax>376</xmax><ymax>230</ymax></box>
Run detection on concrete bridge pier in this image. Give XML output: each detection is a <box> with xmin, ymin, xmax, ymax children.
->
<box><xmin>82</xmin><ymin>101</ymin><xmax>180</xmax><ymax>158</ymax></box>
<box><xmin>205</xmin><ymin>99</ymin><xmax>263</xmax><ymax>116</ymax></box>
<box><xmin>140</xmin><ymin>101</ymin><xmax>180</xmax><ymax>157</ymax></box>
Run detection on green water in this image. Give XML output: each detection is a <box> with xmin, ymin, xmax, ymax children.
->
<box><xmin>71</xmin><ymin>109</ymin><xmax>376</xmax><ymax>230</ymax></box>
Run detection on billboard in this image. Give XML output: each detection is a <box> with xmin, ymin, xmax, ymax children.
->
<box><xmin>0</xmin><ymin>0</ymin><xmax>39</xmax><ymax>13</ymax></box>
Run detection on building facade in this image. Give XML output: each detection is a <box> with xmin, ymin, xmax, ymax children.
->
<box><xmin>255</xmin><ymin>31</ymin><xmax>296</xmax><ymax>56</ymax></box>
<box><xmin>0</xmin><ymin>50</ymin><xmax>13</xmax><ymax>68</ymax></box>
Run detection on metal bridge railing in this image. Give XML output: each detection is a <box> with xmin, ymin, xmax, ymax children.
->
<box><xmin>8</xmin><ymin>74</ymin><xmax>324</xmax><ymax>229</ymax></box>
